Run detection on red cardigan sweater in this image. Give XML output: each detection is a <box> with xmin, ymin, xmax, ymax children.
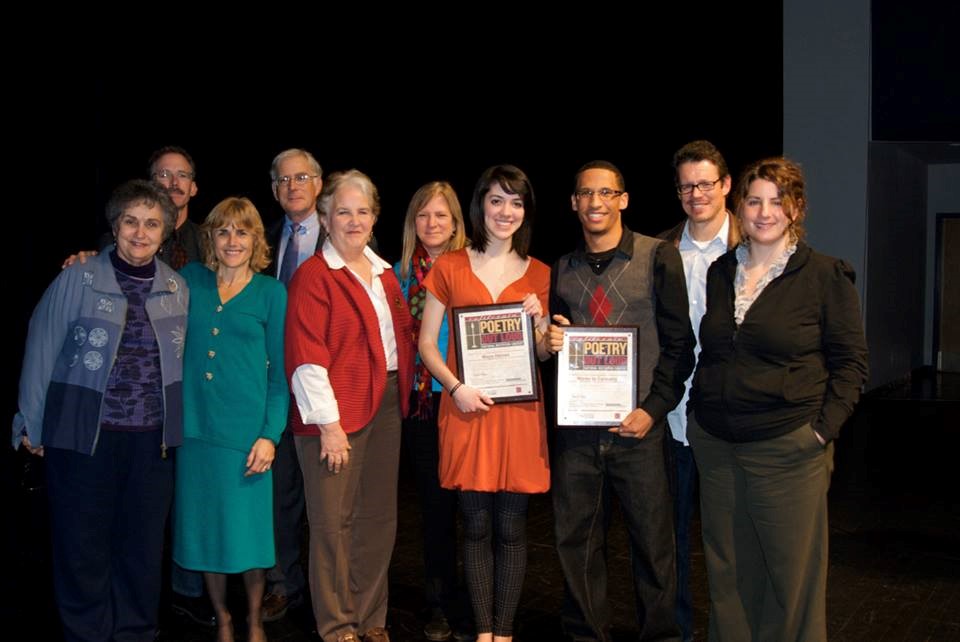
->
<box><xmin>285</xmin><ymin>252</ymin><xmax>414</xmax><ymax>434</ymax></box>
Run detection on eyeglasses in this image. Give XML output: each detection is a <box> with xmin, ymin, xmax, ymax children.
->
<box><xmin>153</xmin><ymin>169</ymin><xmax>194</xmax><ymax>182</ymax></box>
<box><xmin>574</xmin><ymin>188</ymin><xmax>624</xmax><ymax>201</ymax></box>
<box><xmin>676</xmin><ymin>177</ymin><xmax>722</xmax><ymax>196</ymax></box>
<box><xmin>274</xmin><ymin>173</ymin><xmax>319</xmax><ymax>187</ymax></box>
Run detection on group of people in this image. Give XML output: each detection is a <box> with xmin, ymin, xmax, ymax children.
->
<box><xmin>16</xmin><ymin>140</ymin><xmax>868</xmax><ymax>642</ymax></box>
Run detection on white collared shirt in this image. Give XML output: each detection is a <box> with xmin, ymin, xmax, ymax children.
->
<box><xmin>275</xmin><ymin>212</ymin><xmax>321</xmax><ymax>278</ymax></box>
<box><xmin>667</xmin><ymin>214</ymin><xmax>730</xmax><ymax>444</ymax></box>
<box><xmin>291</xmin><ymin>240</ymin><xmax>398</xmax><ymax>427</ymax></box>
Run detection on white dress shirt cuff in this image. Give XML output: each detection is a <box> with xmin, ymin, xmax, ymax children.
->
<box><xmin>291</xmin><ymin>364</ymin><xmax>341</xmax><ymax>426</ymax></box>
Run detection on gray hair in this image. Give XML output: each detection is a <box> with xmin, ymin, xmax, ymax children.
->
<box><xmin>270</xmin><ymin>148</ymin><xmax>323</xmax><ymax>182</ymax></box>
<box><xmin>318</xmin><ymin>170</ymin><xmax>381</xmax><ymax>219</ymax></box>
<box><xmin>105</xmin><ymin>179</ymin><xmax>178</xmax><ymax>241</ymax></box>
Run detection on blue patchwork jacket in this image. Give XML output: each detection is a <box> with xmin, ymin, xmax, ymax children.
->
<box><xmin>14</xmin><ymin>251</ymin><xmax>189</xmax><ymax>455</ymax></box>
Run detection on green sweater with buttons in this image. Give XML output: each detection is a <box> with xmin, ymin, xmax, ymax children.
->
<box><xmin>181</xmin><ymin>263</ymin><xmax>288</xmax><ymax>452</ymax></box>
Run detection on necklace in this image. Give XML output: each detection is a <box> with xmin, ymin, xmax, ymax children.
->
<box><xmin>218</xmin><ymin>271</ymin><xmax>252</xmax><ymax>287</ymax></box>
<box><xmin>217</xmin><ymin>269</ymin><xmax>253</xmax><ymax>303</ymax></box>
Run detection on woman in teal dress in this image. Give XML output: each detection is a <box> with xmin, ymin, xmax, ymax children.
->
<box><xmin>173</xmin><ymin>197</ymin><xmax>289</xmax><ymax>642</ymax></box>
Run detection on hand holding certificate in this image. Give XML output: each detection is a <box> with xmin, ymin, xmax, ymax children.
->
<box><xmin>452</xmin><ymin>302</ymin><xmax>539</xmax><ymax>403</ymax></box>
<box><xmin>556</xmin><ymin>326</ymin><xmax>638</xmax><ymax>427</ymax></box>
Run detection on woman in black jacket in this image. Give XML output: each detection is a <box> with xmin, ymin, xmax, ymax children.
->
<box><xmin>689</xmin><ymin>157</ymin><xmax>868</xmax><ymax>642</ymax></box>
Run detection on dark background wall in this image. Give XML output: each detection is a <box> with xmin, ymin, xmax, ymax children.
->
<box><xmin>785</xmin><ymin>0</ymin><xmax>959</xmax><ymax>387</ymax></box>
<box><xmin>12</xmin><ymin>1</ymin><xmax>958</xmax><ymax>419</ymax></box>
<box><xmin>925</xmin><ymin>166</ymin><xmax>960</xmax><ymax>359</ymax></box>
<box><xmin>866</xmin><ymin>143</ymin><xmax>928</xmax><ymax>384</ymax></box>
<box><xmin>869</xmin><ymin>0</ymin><xmax>960</xmax><ymax>381</ymax></box>
<box><xmin>13</xmin><ymin>8</ymin><xmax>789</xmax><ymax>418</ymax></box>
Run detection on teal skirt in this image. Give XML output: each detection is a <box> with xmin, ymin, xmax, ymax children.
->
<box><xmin>173</xmin><ymin>438</ymin><xmax>275</xmax><ymax>573</ymax></box>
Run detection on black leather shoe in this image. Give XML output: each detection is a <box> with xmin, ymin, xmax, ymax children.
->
<box><xmin>451</xmin><ymin>620</ymin><xmax>477</xmax><ymax>642</ymax></box>
<box><xmin>424</xmin><ymin>609</ymin><xmax>452</xmax><ymax>641</ymax></box>
<box><xmin>170</xmin><ymin>593</ymin><xmax>217</xmax><ymax>627</ymax></box>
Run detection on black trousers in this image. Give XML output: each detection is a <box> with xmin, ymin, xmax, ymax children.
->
<box><xmin>46</xmin><ymin>430</ymin><xmax>173</xmax><ymax>642</ymax></box>
<box><xmin>553</xmin><ymin>425</ymin><xmax>681</xmax><ymax>642</ymax></box>
<box><xmin>403</xmin><ymin>393</ymin><xmax>462</xmax><ymax>615</ymax></box>
<box><xmin>266</xmin><ymin>427</ymin><xmax>307</xmax><ymax>598</ymax></box>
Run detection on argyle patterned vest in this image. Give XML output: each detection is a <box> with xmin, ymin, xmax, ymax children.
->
<box><xmin>554</xmin><ymin>231</ymin><xmax>662</xmax><ymax>403</ymax></box>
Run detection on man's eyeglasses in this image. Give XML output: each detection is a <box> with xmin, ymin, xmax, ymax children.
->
<box><xmin>274</xmin><ymin>173</ymin><xmax>319</xmax><ymax>187</ymax></box>
<box><xmin>676</xmin><ymin>177</ymin><xmax>723</xmax><ymax>196</ymax></box>
<box><xmin>574</xmin><ymin>188</ymin><xmax>624</xmax><ymax>201</ymax></box>
<box><xmin>153</xmin><ymin>169</ymin><xmax>194</xmax><ymax>182</ymax></box>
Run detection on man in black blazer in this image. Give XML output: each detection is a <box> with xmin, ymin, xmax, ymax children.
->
<box><xmin>262</xmin><ymin>149</ymin><xmax>326</xmax><ymax>622</ymax></box>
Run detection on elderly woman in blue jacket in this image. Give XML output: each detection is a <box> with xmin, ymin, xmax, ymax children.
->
<box><xmin>14</xmin><ymin>179</ymin><xmax>189</xmax><ymax>642</ymax></box>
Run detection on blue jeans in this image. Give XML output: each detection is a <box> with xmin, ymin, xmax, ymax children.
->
<box><xmin>553</xmin><ymin>425</ymin><xmax>681</xmax><ymax>642</ymax></box>
<box><xmin>671</xmin><ymin>439</ymin><xmax>698</xmax><ymax>642</ymax></box>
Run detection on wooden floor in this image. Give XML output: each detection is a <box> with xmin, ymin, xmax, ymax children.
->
<box><xmin>8</xmin><ymin>370</ymin><xmax>959</xmax><ymax>641</ymax></box>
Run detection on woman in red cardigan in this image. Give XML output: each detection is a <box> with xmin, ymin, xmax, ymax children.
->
<box><xmin>285</xmin><ymin>170</ymin><xmax>414</xmax><ymax>642</ymax></box>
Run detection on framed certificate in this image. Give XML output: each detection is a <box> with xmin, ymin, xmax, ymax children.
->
<box><xmin>556</xmin><ymin>326</ymin><xmax>638</xmax><ymax>426</ymax></box>
<box><xmin>451</xmin><ymin>303</ymin><xmax>539</xmax><ymax>403</ymax></box>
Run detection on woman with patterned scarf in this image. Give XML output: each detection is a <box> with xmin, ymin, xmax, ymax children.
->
<box><xmin>393</xmin><ymin>181</ymin><xmax>470</xmax><ymax>641</ymax></box>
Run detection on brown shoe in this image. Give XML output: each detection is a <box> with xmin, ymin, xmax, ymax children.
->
<box><xmin>363</xmin><ymin>626</ymin><xmax>390</xmax><ymax>642</ymax></box>
<box><xmin>261</xmin><ymin>592</ymin><xmax>297</xmax><ymax>622</ymax></box>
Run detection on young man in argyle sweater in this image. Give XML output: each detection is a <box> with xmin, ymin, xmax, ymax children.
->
<box><xmin>545</xmin><ymin>160</ymin><xmax>695</xmax><ymax>642</ymax></box>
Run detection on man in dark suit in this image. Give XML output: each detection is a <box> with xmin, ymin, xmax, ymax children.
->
<box><xmin>262</xmin><ymin>148</ymin><xmax>325</xmax><ymax>622</ymax></box>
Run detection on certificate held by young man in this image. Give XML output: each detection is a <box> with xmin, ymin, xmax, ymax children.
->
<box><xmin>556</xmin><ymin>326</ymin><xmax>638</xmax><ymax>426</ymax></box>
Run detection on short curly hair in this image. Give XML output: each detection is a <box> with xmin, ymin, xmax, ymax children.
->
<box><xmin>105</xmin><ymin>179</ymin><xmax>178</xmax><ymax>242</ymax></box>
<box><xmin>733</xmin><ymin>157</ymin><xmax>807</xmax><ymax>243</ymax></box>
<box><xmin>318</xmin><ymin>169</ymin><xmax>380</xmax><ymax>219</ymax></box>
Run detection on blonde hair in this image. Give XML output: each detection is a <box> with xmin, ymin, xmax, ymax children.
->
<box><xmin>201</xmin><ymin>197</ymin><xmax>271</xmax><ymax>272</ymax></box>
<box><xmin>399</xmin><ymin>182</ymin><xmax>467</xmax><ymax>280</ymax></box>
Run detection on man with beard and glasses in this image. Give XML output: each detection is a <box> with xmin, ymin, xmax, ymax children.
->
<box><xmin>144</xmin><ymin>146</ymin><xmax>203</xmax><ymax>269</ymax></box>
<box><xmin>70</xmin><ymin>146</ymin><xmax>203</xmax><ymax>271</ymax></box>
<box><xmin>146</xmin><ymin>146</ymin><xmax>212</xmax><ymax>626</ymax></box>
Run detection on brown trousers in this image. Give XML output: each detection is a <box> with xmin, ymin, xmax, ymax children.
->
<box><xmin>689</xmin><ymin>416</ymin><xmax>833</xmax><ymax>642</ymax></box>
<box><xmin>295</xmin><ymin>376</ymin><xmax>401</xmax><ymax>642</ymax></box>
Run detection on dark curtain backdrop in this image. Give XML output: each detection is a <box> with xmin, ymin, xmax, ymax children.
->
<box><xmin>12</xmin><ymin>12</ymin><xmax>784</xmax><ymax>419</ymax></box>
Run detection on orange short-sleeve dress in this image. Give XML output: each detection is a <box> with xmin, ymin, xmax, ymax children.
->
<box><xmin>423</xmin><ymin>249</ymin><xmax>550</xmax><ymax>494</ymax></box>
